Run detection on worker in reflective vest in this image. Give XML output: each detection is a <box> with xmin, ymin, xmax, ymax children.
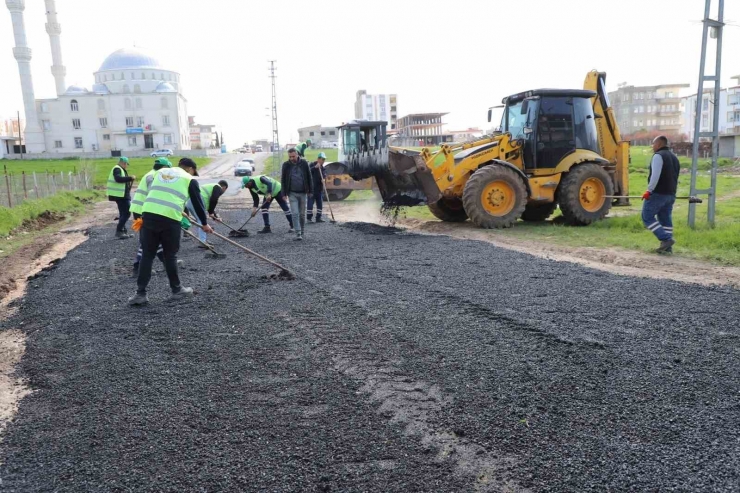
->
<box><xmin>185</xmin><ymin>180</ymin><xmax>228</xmax><ymax>245</ymax></box>
<box><xmin>128</xmin><ymin>158</ymin><xmax>213</xmax><ymax>306</ymax></box>
<box><xmin>242</xmin><ymin>175</ymin><xmax>294</xmax><ymax>234</ymax></box>
<box><xmin>106</xmin><ymin>157</ymin><xmax>136</xmax><ymax>238</ymax></box>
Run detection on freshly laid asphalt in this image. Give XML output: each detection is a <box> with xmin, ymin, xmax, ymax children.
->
<box><xmin>1</xmin><ymin>209</ymin><xmax>739</xmax><ymax>492</ymax></box>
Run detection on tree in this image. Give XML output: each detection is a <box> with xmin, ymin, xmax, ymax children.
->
<box><xmin>220</xmin><ymin>132</ymin><xmax>224</xmax><ymax>146</ymax></box>
<box><xmin>214</xmin><ymin>132</ymin><xmax>220</xmax><ymax>148</ymax></box>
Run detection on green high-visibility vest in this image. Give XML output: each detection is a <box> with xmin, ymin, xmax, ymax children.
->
<box><xmin>107</xmin><ymin>165</ymin><xmax>127</xmax><ymax>198</ymax></box>
<box><xmin>200</xmin><ymin>183</ymin><xmax>220</xmax><ymax>208</ymax></box>
<box><xmin>142</xmin><ymin>167</ymin><xmax>193</xmax><ymax>222</ymax></box>
<box><xmin>248</xmin><ymin>175</ymin><xmax>281</xmax><ymax>196</ymax></box>
<box><xmin>129</xmin><ymin>169</ymin><xmax>156</xmax><ymax>215</ymax></box>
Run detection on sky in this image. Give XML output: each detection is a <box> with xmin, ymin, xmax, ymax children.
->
<box><xmin>1</xmin><ymin>0</ymin><xmax>739</xmax><ymax>147</ymax></box>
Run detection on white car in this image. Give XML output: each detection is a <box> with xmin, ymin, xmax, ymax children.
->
<box><xmin>255</xmin><ymin>145</ymin><xmax>263</xmax><ymax>152</ymax></box>
<box><xmin>151</xmin><ymin>149</ymin><xmax>174</xmax><ymax>157</ymax></box>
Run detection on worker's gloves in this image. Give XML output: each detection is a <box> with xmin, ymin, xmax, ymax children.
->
<box><xmin>266</xmin><ymin>194</ymin><xmax>273</xmax><ymax>201</ymax></box>
<box><xmin>132</xmin><ymin>218</ymin><xmax>143</xmax><ymax>232</ymax></box>
<box><xmin>642</xmin><ymin>190</ymin><xmax>651</xmax><ymax>201</ymax></box>
<box><xmin>181</xmin><ymin>216</ymin><xmax>192</xmax><ymax>230</ymax></box>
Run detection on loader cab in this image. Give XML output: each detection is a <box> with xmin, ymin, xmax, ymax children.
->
<box><xmin>501</xmin><ymin>89</ymin><xmax>599</xmax><ymax>170</ymax></box>
<box><xmin>336</xmin><ymin>120</ymin><xmax>388</xmax><ymax>162</ymax></box>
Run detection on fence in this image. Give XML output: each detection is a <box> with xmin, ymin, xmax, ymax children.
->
<box><xmin>1</xmin><ymin>165</ymin><xmax>93</xmax><ymax>208</ymax></box>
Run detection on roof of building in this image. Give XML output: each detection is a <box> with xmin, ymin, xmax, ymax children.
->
<box><xmin>98</xmin><ymin>47</ymin><xmax>164</xmax><ymax>72</ymax></box>
<box><xmin>92</xmin><ymin>83</ymin><xmax>110</xmax><ymax>95</ymax></box>
<box><xmin>65</xmin><ymin>85</ymin><xmax>89</xmax><ymax>95</ymax></box>
<box><xmin>155</xmin><ymin>82</ymin><xmax>177</xmax><ymax>93</ymax></box>
<box><xmin>399</xmin><ymin>112</ymin><xmax>448</xmax><ymax>118</ymax></box>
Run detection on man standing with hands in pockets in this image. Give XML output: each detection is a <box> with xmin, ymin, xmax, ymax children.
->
<box><xmin>281</xmin><ymin>148</ymin><xmax>313</xmax><ymax>241</ymax></box>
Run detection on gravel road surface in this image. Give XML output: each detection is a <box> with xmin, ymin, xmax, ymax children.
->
<box><xmin>1</xmin><ymin>210</ymin><xmax>739</xmax><ymax>492</ymax></box>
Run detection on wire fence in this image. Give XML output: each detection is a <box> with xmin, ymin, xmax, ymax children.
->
<box><xmin>1</xmin><ymin>165</ymin><xmax>93</xmax><ymax>208</ymax></box>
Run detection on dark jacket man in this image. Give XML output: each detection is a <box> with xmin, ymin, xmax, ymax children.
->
<box><xmin>281</xmin><ymin>156</ymin><xmax>314</xmax><ymax>196</ymax></box>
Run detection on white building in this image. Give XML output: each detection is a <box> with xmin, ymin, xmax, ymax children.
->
<box><xmin>682</xmin><ymin>76</ymin><xmax>740</xmax><ymax>138</ymax></box>
<box><xmin>4</xmin><ymin>1</ymin><xmax>190</xmax><ymax>155</ymax></box>
<box><xmin>354</xmin><ymin>90</ymin><xmax>398</xmax><ymax>130</ymax></box>
<box><xmin>188</xmin><ymin>116</ymin><xmax>217</xmax><ymax>150</ymax></box>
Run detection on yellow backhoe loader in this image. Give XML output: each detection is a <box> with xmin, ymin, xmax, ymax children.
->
<box><xmin>345</xmin><ymin>71</ymin><xmax>630</xmax><ymax>228</ymax></box>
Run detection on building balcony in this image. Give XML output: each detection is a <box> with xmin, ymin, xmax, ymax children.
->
<box><xmin>656</xmin><ymin>97</ymin><xmax>682</xmax><ymax>103</ymax></box>
<box><xmin>657</xmin><ymin>111</ymin><xmax>682</xmax><ymax>117</ymax></box>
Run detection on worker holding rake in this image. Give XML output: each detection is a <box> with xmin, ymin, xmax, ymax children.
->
<box><xmin>242</xmin><ymin>175</ymin><xmax>294</xmax><ymax>234</ymax></box>
<box><xmin>642</xmin><ymin>135</ymin><xmax>680</xmax><ymax>254</ymax></box>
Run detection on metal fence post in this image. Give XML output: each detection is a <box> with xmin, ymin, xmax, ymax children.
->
<box><xmin>4</xmin><ymin>165</ymin><xmax>12</xmax><ymax>208</ymax></box>
<box><xmin>33</xmin><ymin>171</ymin><xmax>39</xmax><ymax>199</ymax></box>
<box><xmin>22</xmin><ymin>171</ymin><xmax>28</xmax><ymax>200</ymax></box>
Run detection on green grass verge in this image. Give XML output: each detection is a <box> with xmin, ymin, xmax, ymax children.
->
<box><xmin>1</xmin><ymin>156</ymin><xmax>212</xmax><ymax>187</ymax></box>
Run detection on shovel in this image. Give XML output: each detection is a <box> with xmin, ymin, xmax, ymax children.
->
<box><xmin>316</xmin><ymin>165</ymin><xmax>337</xmax><ymax>223</ymax></box>
<box><xmin>235</xmin><ymin>202</ymin><xmax>268</xmax><ymax>231</ymax></box>
<box><xmin>182</xmin><ymin>227</ymin><xmax>227</xmax><ymax>259</ymax></box>
<box><xmin>191</xmin><ymin>221</ymin><xmax>296</xmax><ymax>280</ymax></box>
<box><xmin>212</xmin><ymin>217</ymin><xmax>250</xmax><ymax>237</ymax></box>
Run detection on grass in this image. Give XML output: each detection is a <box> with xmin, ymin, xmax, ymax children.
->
<box><xmin>1</xmin><ymin>156</ymin><xmax>212</xmax><ymax>187</ymax></box>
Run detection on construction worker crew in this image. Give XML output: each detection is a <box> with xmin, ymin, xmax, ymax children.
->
<box><xmin>107</xmin><ymin>156</ymin><xmax>136</xmax><ymax>239</ymax></box>
<box><xmin>295</xmin><ymin>139</ymin><xmax>311</xmax><ymax>158</ymax></box>
<box><xmin>128</xmin><ymin>158</ymin><xmax>214</xmax><ymax>306</ymax></box>
<box><xmin>642</xmin><ymin>135</ymin><xmax>680</xmax><ymax>254</ymax></box>
<box><xmin>186</xmin><ymin>179</ymin><xmax>229</xmax><ymax>247</ymax></box>
<box><xmin>282</xmin><ymin>148</ymin><xmax>313</xmax><ymax>241</ymax></box>
<box><xmin>307</xmin><ymin>152</ymin><xmax>326</xmax><ymax>223</ymax></box>
<box><xmin>242</xmin><ymin>174</ymin><xmax>294</xmax><ymax>234</ymax></box>
<box><xmin>130</xmin><ymin>157</ymin><xmax>176</xmax><ymax>275</ymax></box>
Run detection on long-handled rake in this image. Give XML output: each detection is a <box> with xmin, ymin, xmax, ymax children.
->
<box><xmin>191</xmin><ymin>221</ymin><xmax>296</xmax><ymax>280</ymax></box>
<box><xmin>182</xmin><ymin>227</ymin><xmax>227</xmax><ymax>258</ymax></box>
<box><xmin>316</xmin><ymin>166</ymin><xmax>337</xmax><ymax>223</ymax></box>
<box><xmin>212</xmin><ymin>217</ymin><xmax>250</xmax><ymax>237</ymax></box>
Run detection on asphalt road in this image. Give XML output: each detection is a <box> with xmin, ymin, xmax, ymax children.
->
<box><xmin>197</xmin><ymin>152</ymin><xmax>270</xmax><ymax>196</ymax></box>
<box><xmin>2</xmin><ymin>211</ymin><xmax>740</xmax><ymax>492</ymax></box>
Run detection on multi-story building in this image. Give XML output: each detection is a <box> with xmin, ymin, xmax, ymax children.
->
<box><xmin>609</xmin><ymin>82</ymin><xmax>690</xmax><ymax>136</ymax></box>
<box><xmin>396</xmin><ymin>113</ymin><xmax>448</xmax><ymax>146</ymax></box>
<box><xmin>682</xmin><ymin>76</ymin><xmax>740</xmax><ymax>138</ymax></box>
<box><xmin>188</xmin><ymin>116</ymin><xmax>217</xmax><ymax>149</ymax></box>
<box><xmin>354</xmin><ymin>91</ymin><xmax>398</xmax><ymax>130</ymax></box>
<box><xmin>297</xmin><ymin>124</ymin><xmax>338</xmax><ymax>146</ymax></box>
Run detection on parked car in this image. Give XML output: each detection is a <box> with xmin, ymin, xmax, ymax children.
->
<box><xmin>151</xmin><ymin>148</ymin><xmax>174</xmax><ymax>157</ymax></box>
<box><xmin>255</xmin><ymin>145</ymin><xmax>263</xmax><ymax>152</ymax></box>
<box><xmin>234</xmin><ymin>158</ymin><xmax>255</xmax><ymax>176</ymax></box>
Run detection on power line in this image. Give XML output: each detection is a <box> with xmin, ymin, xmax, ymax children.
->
<box><xmin>268</xmin><ymin>60</ymin><xmax>281</xmax><ymax>176</ymax></box>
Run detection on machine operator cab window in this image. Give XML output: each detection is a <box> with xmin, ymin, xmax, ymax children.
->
<box><xmin>498</xmin><ymin>90</ymin><xmax>600</xmax><ymax>170</ymax></box>
<box><xmin>337</xmin><ymin>121</ymin><xmax>388</xmax><ymax>159</ymax></box>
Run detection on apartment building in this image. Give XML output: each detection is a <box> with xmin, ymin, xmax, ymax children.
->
<box><xmin>682</xmin><ymin>75</ymin><xmax>740</xmax><ymax>138</ymax></box>
<box><xmin>608</xmin><ymin>83</ymin><xmax>690</xmax><ymax>136</ymax></box>
<box><xmin>354</xmin><ymin>91</ymin><xmax>398</xmax><ymax>130</ymax></box>
<box><xmin>396</xmin><ymin>112</ymin><xmax>449</xmax><ymax>146</ymax></box>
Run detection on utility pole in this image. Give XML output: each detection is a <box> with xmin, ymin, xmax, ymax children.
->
<box><xmin>268</xmin><ymin>60</ymin><xmax>281</xmax><ymax>176</ymax></box>
<box><xmin>688</xmin><ymin>0</ymin><xmax>724</xmax><ymax>228</ymax></box>
<box><xmin>17</xmin><ymin>110</ymin><xmax>23</xmax><ymax>160</ymax></box>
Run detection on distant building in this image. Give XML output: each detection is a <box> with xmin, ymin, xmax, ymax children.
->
<box><xmin>188</xmin><ymin>116</ymin><xmax>217</xmax><ymax>149</ymax></box>
<box><xmin>396</xmin><ymin>112</ymin><xmax>449</xmax><ymax>146</ymax></box>
<box><xmin>446</xmin><ymin>127</ymin><xmax>483</xmax><ymax>143</ymax></box>
<box><xmin>297</xmin><ymin>124</ymin><xmax>338</xmax><ymax>146</ymax></box>
<box><xmin>608</xmin><ymin>82</ymin><xmax>690</xmax><ymax>137</ymax></box>
<box><xmin>682</xmin><ymin>75</ymin><xmax>740</xmax><ymax>139</ymax></box>
<box><xmin>354</xmin><ymin>90</ymin><xmax>398</xmax><ymax>130</ymax></box>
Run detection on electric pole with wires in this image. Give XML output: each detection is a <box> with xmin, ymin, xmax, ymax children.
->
<box><xmin>268</xmin><ymin>60</ymin><xmax>282</xmax><ymax>177</ymax></box>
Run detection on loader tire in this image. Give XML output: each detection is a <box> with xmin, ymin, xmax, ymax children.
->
<box><xmin>558</xmin><ymin>163</ymin><xmax>613</xmax><ymax>226</ymax></box>
<box><xmin>428</xmin><ymin>198</ymin><xmax>468</xmax><ymax>222</ymax></box>
<box><xmin>521</xmin><ymin>202</ymin><xmax>557</xmax><ymax>222</ymax></box>
<box><xmin>462</xmin><ymin>165</ymin><xmax>527</xmax><ymax>229</ymax></box>
<box><xmin>328</xmin><ymin>189</ymin><xmax>352</xmax><ymax>201</ymax></box>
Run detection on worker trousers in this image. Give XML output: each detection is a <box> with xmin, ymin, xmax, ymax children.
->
<box><xmin>262</xmin><ymin>192</ymin><xmax>293</xmax><ymax>228</ymax></box>
<box><xmin>641</xmin><ymin>193</ymin><xmax>675</xmax><ymax>242</ymax></box>
<box><xmin>288</xmin><ymin>193</ymin><xmax>308</xmax><ymax>235</ymax></box>
<box><xmin>307</xmin><ymin>193</ymin><xmax>323</xmax><ymax>220</ymax></box>
<box><xmin>115</xmin><ymin>198</ymin><xmax>131</xmax><ymax>232</ymax></box>
<box><xmin>185</xmin><ymin>200</ymin><xmax>208</xmax><ymax>243</ymax></box>
<box><xmin>136</xmin><ymin>218</ymin><xmax>182</xmax><ymax>294</ymax></box>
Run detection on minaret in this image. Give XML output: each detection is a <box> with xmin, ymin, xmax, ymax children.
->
<box><xmin>44</xmin><ymin>0</ymin><xmax>65</xmax><ymax>95</ymax></box>
<box><xmin>5</xmin><ymin>0</ymin><xmax>45</xmax><ymax>153</ymax></box>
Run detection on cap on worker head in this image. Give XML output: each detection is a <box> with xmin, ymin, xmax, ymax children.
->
<box><xmin>241</xmin><ymin>176</ymin><xmax>253</xmax><ymax>188</ymax></box>
<box><xmin>154</xmin><ymin>157</ymin><xmax>172</xmax><ymax>167</ymax></box>
<box><xmin>179</xmin><ymin>157</ymin><xmax>199</xmax><ymax>176</ymax></box>
<box><xmin>317</xmin><ymin>152</ymin><xmax>326</xmax><ymax>160</ymax></box>
<box><xmin>305</xmin><ymin>139</ymin><xmax>312</xmax><ymax>145</ymax></box>
<box><xmin>119</xmin><ymin>157</ymin><xmax>129</xmax><ymax>164</ymax></box>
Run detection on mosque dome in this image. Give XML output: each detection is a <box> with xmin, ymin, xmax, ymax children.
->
<box><xmin>155</xmin><ymin>82</ymin><xmax>177</xmax><ymax>93</ymax></box>
<box><xmin>92</xmin><ymin>83</ymin><xmax>110</xmax><ymax>94</ymax></box>
<box><xmin>65</xmin><ymin>85</ymin><xmax>89</xmax><ymax>95</ymax></box>
<box><xmin>98</xmin><ymin>47</ymin><xmax>163</xmax><ymax>72</ymax></box>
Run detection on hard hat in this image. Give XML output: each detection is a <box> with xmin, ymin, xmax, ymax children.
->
<box><xmin>154</xmin><ymin>157</ymin><xmax>172</xmax><ymax>167</ymax></box>
<box><xmin>317</xmin><ymin>152</ymin><xmax>326</xmax><ymax>159</ymax></box>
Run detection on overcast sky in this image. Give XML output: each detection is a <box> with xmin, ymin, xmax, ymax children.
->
<box><xmin>1</xmin><ymin>0</ymin><xmax>739</xmax><ymax>146</ymax></box>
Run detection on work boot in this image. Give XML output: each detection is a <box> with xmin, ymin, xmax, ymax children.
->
<box><xmin>257</xmin><ymin>226</ymin><xmax>272</xmax><ymax>234</ymax></box>
<box><xmin>307</xmin><ymin>215</ymin><xmax>313</xmax><ymax>222</ymax></box>
<box><xmin>168</xmin><ymin>286</ymin><xmax>194</xmax><ymax>302</ymax></box>
<box><xmin>656</xmin><ymin>238</ymin><xmax>676</xmax><ymax>253</ymax></box>
<box><xmin>177</xmin><ymin>259</ymin><xmax>184</xmax><ymax>267</ymax></box>
<box><xmin>315</xmin><ymin>217</ymin><xmax>325</xmax><ymax>223</ymax></box>
<box><xmin>294</xmin><ymin>232</ymin><xmax>303</xmax><ymax>241</ymax></box>
<box><xmin>115</xmin><ymin>230</ymin><xmax>132</xmax><ymax>239</ymax></box>
<box><xmin>128</xmin><ymin>292</ymin><xmax>149</xmax><ymax>306</ymax></box>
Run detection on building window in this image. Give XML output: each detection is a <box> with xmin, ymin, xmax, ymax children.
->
<box><xmin>70</xmin><ymin>99</ymin><xmax>79</xmax><ymax>111</ymax></box>
<box><xmin>633</xmin><ymin>120</ymin><xmax>638</xmax><ymax>127</ymax></box>
<box><xmin>702</xmin><ymin>98</ymin><xmax>709</xmax><ymax>111</ymax></box>
<box><xmin>309</xmin><ymin>131</ymin><xmax>315</xmax><ymax>136</ymax></box>
<box><xmin>162</xmin><ymin>115</ymin><xmax>171</xmax><ymax>127</ymax></box>
<box><xmin>123</xmin><ymin>84</ymin><xmax>130</xmax><ymax>94</ymax></box>
<box><xmin>125</xmin><ymin>98</ymin><xmax>132</xmax><ymax>110</ymax></box>
<box><xmin>135</xmin><ymin>98</ymin><xmax>142</xmax><ymax>109</ymax></box>
<box><xmin>121</xmin><ymin>72</ymin><xmax>125</xmax><ymax>80</ymax></box>
<box><xmin>41</xmin><ymin>102</ymin><xmax>49</xmax><ymax>113</ymax></box>
<box><xmin>100</xmin><ymin>117</ymin><xmax>108</xmax><ymax>128</ymax></box>
<box><xmin>151</xmin><ymin>73</ymin><xmax>155</xmax><ymax>80</ymax></box>
<box><xmin>74</xmin><ymin>137</ymin><xmax>83</xmax><ymax>149</ymax></box>
<box><xmin>164</xmin><ymin>134</ymin><xmax>173</xmax><ymax>144</ymax></box>
<box><xmin>131</xmin><ymin>72</ymin><xmax>135</xmax><ymax>80</ymax></box>
<box><xmin>72</xmin><ymin>118</ymin><xmax>81</xmax><ymax>129</ymax></box>
<box><xmin>141</xmin><ymin>72</ymin><xmax>145</xmax><ymax>79</ymax></box>
<box><xmin>329</xmin><ymin>131</ymin><xmax>336</xmax><ymax>136</ymax></box>
<box><xmin>137</xmin><ymin>117</ymin><xmax>145</xmax><ymax>127</ymax></box>
<box><xmin>42</xmin><ymin>120</ymin><xmax>51</xmax><ymax>130</ymax></box>
<box><xmin>321</xmin><ymin>131</ymin><xmax>326</xmax><ymax>136</ymax></box>
<box><xmin>159</xmin><ymin>73</ymin><xmax>164</xmax><ymax>80</ymax></box>
<box><xmin>98</xmin><ymin>99</ymin><xmax>105</xmax><ymax>110</ymax></box>
<box><xmin>134</xmin><ymin>84</ymin><xmax>141</xmax><ymax>94</ymax></box>
<box><xmin>128</xmin><ymin>136</ymin><xmax>137</xmax><ymax>146</ymax></box>
<box><xmin>54</xmin><ymin>140</ymin><xmax>62</xmax><ymax>148</ymax></box>
<box><xmin>161</xmin><ymin>97</ymin><xmax>169</xmax><ymax>109</ymax></box>
<box><xmin>126</xmin><ymin>117</ymin><xmax>134</xmax><ymax>127</ymax></box>
<box><xmin>103</xmin><ymin>134</ymin><xmax>110</xmax><ymax>141</ymax></box>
